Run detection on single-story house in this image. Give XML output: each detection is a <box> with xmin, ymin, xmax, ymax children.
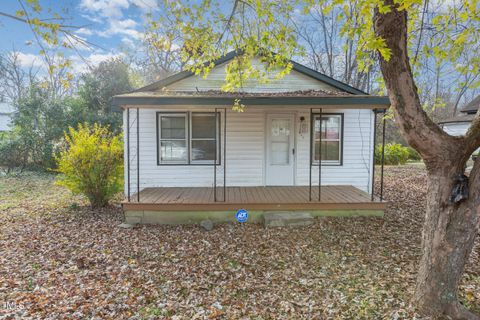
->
<box><xmin>439</xmin><ymin>95</ymin><xmax>479</xmax><ymax>136</ymax></box>
<box><xmin>0</xmin><ymin>102</ymin><xmax>14</xmax><ymax>132</ymax></box>
<box><xmin>113</xmin><ymin>51</ymin><xmax>390</xmax><ymax>225</ymax></box>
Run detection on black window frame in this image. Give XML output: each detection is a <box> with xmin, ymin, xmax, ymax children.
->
<box><xmin>311</xmin><ymin>113</ymin><xmax>344</xmax><ymax>166</ymax></box>
<box><xmin>156</xmin><ymin>111</ymin><xmax>221</xmax><ymax>166</ymax></box>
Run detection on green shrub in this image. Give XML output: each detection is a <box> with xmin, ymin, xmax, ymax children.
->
<box><xmin>55</xmin><ymin>124</ymin><xmax>123</xmax><ymax>208</ymax></box>
<box><xmin>406</xmin><ymin>146</ymin><xmax>421</xmax><ymax>161</ymax></box>
<box><xmin>0</xmin><ymin>131</ymin><xmax>29</xmax><ymax>172</ymax></box>
<box><xmin>375</xmin><ymin>143</ymin><xmax>410</xmax><ymax>165</ymax></box>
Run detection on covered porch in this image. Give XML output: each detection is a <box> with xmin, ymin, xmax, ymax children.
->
<box><xmin>119</xmin><ymin>96</ymin><xmax>390</xmax><ymax>224</ymax></box>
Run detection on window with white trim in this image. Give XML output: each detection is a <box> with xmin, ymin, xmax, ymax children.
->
<box><xmin>157</xmin><ymin>112</ymin><xmax>220</xmax><ymax>165</ymax></box>
<box><xmin>312</xmin><ymin>114</ymin><xmax>343</xmax><ymax>165</ymax></box>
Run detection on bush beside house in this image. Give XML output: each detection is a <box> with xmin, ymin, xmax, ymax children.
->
<box><xmin>375</xmin><ymin>143</ymin><xmax>414</xmax><ymax>165</ymax></box>
<box><xmin>55</xmin><ymin>124</ymin><xmax>123</xmax><ymax>208</ymax></box>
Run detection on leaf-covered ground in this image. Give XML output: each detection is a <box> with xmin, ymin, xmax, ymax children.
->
<box><xmin>0</xmin><ymin>165</ymin><xmax>479</xmax><ymax>319</ymax></box>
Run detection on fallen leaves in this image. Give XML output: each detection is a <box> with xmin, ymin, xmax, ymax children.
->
<box><xmin>0</xmin><ymin>165</ymin><xmax>478</xmax><ymax>318</ymax></box>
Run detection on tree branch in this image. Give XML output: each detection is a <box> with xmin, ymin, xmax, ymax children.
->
<box><xmin>463</xmin><ymin>110</ymin><xmax>480</xmax><ymax>155</ymax></box>
<box><xmin>373</xmin><ymin>0</ymin><xmax>463</xmax><ymax>164</ymax></box>
<box><xmin>0</xmin><ymin>11</ymin><xmax>84</xmax><ymax>29</ymax></box>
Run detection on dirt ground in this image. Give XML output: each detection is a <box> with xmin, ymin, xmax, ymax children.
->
<box><xmin>0</xmin><ymin>165</ymin><xmax>478</xmax><ymax>319</ymax></box>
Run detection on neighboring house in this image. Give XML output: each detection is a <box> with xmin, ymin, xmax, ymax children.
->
<box><xmin>0</xmin><ymin>102</ymin><xmax>15</xmax><ymax>132</ymax></box>
<box><xmin>439</xmin><ymin>95</ymin><xmax>479</xmax><ymax>136</ymax></box>
<box><xmin>113</xmin><ymin>51</ymin><xmax>391</xmax><ymax>225</ymax></box>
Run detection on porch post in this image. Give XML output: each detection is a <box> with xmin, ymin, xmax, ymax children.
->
<box><xmin>213</xmin><ymin>108</ymin><xmax>226</xmax><ymax>202</ymax></box>
<box><xmin>380</xmin><ymin>110</ymin><xmax>386</xmax><ymax>201</ymax></box>
<box><xmin>309</xmin><ymin>108</ymin><xmax>313</xmax><ymax>201</ymax></box>
<box><xmin>214</xmin><ymin>108</ymin><xmax>218</xmax><ymax>202</ymax></box>
<box><xmin>371</xmin><ymin>109</ymin><xmax>377</xmax><ymax>201</ymax></box>
<box><xmin>127</xmin><ymin>108</ymin><xmax>130</xmax><ymax>202</ymax></box>
<box><xmin>137</xmin><ymin>107</ymin><xmax>140</xmax><ymax>202</ymax></box>
<box><xmin>223</xmin><ymin>107</ymin><xmax>226</xmax><ymax>202</ymax></box>
<box><xmin>318</xmin><ymin>108</ymin><xmax>322</xmax><ymax>201</ymax></box>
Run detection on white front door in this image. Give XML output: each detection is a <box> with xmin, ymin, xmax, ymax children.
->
<box><xmin>266</xmin><ymin>114</ymin><xmax>295</xmax><ymax>186</ymax></box>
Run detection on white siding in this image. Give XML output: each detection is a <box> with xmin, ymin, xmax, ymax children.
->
<box><xmin>124</xmin><ymin>106</ymin><xmax>375</xmax><ymax>194</ymax></box>
<box><xmin>0</xmin><ymin>114</ymin><xmax>12</xmax><ymax>131</ymax></box>
<box><xmin>167</xmin><ymin>58</ymin><xmax>341</xmax><ymax>93</ymax></box>
<box><xmin>295</xmin><ymin>108</ymin><xmax>374</xmax><ymax>192</ymax></box>
<box><xmin>0</xmin><ymin>103</ymin><xmax>14</xmax><ymax>131</ymax></box>
<box><xmin>442</xmin><ymin>122</ymin><xmax>470</xmax><ymax>136</ymax></box>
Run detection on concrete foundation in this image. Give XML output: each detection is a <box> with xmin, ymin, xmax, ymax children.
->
<box><xmin>124</xmin><ymin>209</ymin><xmax>384</xmax><ymax>225</ymax></box>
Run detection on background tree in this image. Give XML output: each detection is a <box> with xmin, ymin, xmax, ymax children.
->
<box><xmin>0</xmin><ymin>51</ymin><xmax>38</xmax><ymax>102</ymax></box>
<box><xmin>138</xmin><ymin>13</ymin><xmax>184</xmax><ymax>82</ymax></box>
<box><xmin>0</xmin><ymin>53</ymin><xmax>137</xmax><ymax>169</ymax></box>
<box><xmin>293</xmin><ymin>1</ymin><xmax>380</xmax><ymax>92</ymax></box>
<box><xmin>78</xmin><ymin>58</ymin><xmax>135</xmax><ymax>130</ymax></box>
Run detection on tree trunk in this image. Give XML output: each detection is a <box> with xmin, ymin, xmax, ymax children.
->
<box><xmin>414</xmin><ymin>165</ymin><xmax>480</xmax><ymax>319</ymax></box>
<box><xmin>373</xmin><ymin>1</ymin><xmax>480</xmax><ymax>318</ymax></box>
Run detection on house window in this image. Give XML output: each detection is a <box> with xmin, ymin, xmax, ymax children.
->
<box><xmin>157</xmin><ymin>112</ymin><xmax>220</xmax><ymax>165</ymax></box>
<box><xmin>312</xmin><ymin>114</ymin><xmax>343</xmax><ymax>165</ymax></box>
<box><xmin>159</xmin><ymin>113</ymin><xmax>188</xmax><ymax>163</ymax></box>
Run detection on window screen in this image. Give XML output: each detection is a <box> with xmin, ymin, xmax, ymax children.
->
<box><xmin>158</xmin><ymin>114</ymin><xmax>188</xmax><ymax>163</ymax></box>
<box><xmin>312</xmin><ymin>114</ymin><xmax>342</xmax><ymax>165</ymax></box>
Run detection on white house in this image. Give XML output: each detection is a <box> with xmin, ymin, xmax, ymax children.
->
<box><xmin>114</xmin><ymin>51</ymin><xmax>390</xmax><ymax>225</ymax></box>
<box><xmin>0</xmin><ymin>102</ymin><xmax>14</xmax><ymax>132</ymax></box>
<box><xmin>439</xmin><ymin>95</ymin><xmax>479</xmax><ymax>136</ymax></box>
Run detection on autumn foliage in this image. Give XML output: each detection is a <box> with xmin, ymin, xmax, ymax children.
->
<box><xmin>55</xmin><ymin>124</ymin><xmax>123</xmax><ymax>208</ymax></box>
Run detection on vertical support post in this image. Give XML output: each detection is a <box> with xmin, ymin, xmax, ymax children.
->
<box><xmin>380</xmin><ymin>110</ymin><xmax>386</xmax><ymax>201</ymax></box>
<box><xmin>223</xmin><ymin>108</ymin><xmax>227</xmax><ymax>202</ymax></box>
<box><xmin>318</xmin><ymin>108</ymin><xmax>322</xmax><ymax>201</ymax></box>
<box><xmin>309</xmin><ymin>108</ymin><xmax>313</xmax><ymax>201</ymax></box>
<box><xmin>214</xmin><ymin>108</ymin><xmax>218</xmax><ymax>202</ymax></box>
<box><xmin>127</xmin><ymin>108</ymin><xmax>130</xmax><ymax>202</ymax></box>
<box><xmin>136</xmin><ymin>107</ymin><xmax>140</xmax><ymax>202</ymax></box>
<box><xmin>371</xmin><ymin>109</ymin><xmax>377</xmax><ymax>201</ymax></box>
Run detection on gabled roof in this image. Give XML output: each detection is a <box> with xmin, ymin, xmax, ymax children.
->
<box><xmin>460</xmin><ymin>95</ymin><xmax>480</xmax><ymax>114</ymax></box>
<box><xmin>132</xmin><ymin>50</ymin><xmax>368</xmax><ymax>95</ymax></box>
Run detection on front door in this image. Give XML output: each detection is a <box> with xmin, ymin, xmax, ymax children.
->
<box><xmin>266</xmin><ymin>114</ymin><xmax>295</xmax><ymax>186</ymax></box>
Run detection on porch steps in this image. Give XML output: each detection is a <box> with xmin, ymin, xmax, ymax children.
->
<box><xmin>263</xmin><ymin>211</ymin><xmax>314</xmax><ymax>228</ymax></box>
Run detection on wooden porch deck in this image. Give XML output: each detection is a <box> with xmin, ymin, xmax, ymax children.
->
<box><xmin>123</xmin><ymin>185</ymin><xmax>386</xmax><ymax>211</ymax></box>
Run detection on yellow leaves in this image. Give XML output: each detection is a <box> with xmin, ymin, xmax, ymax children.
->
<box><xmin>60</xmin><ymin>79</ymin><xmax>70</xmax><ymax>90</ymax></box>
<box><xmin>432</xmin><ymin>46</ymin><xmax>448</xmax><ymax>61</ymax></box>
<box><xmin>39</xmin><ymin>81</ymin><xmax>49</xmax><ymax>89</ymax></box>
<box><xmin>362</xmin><ymin>36</ymin><xmax>392</xmax><ymax>62</ymax></box>
<box><xmin>232</xmin><ymin>99</ymin><xmax>245</xmax><ymax>112</ymax></box>
<box><xmin>55</xmin><ymin>123</ymin><xmax>123</xmax><ymax>207</ymax></box>
<box><xmin>48</xmin><ymin>65</ymin><xmax>55</xmax><ymax>76</ymax></box>
<box><xmin>378</xmin><ymin>46</ymin><xmax>392</xmax><ymax>61</ymax></box>
<box><xmin>465</xmin><ymin>291</ymin><xmax>475</xmax><ymax>301</ymax></box>
<box><xmin>454</xmin><ymin>33</ymin><xmax>467</xmax><ymax>45</ymax></box>
<box><xmin>15</xmin><ymin>10</ymin><xmax>26</xmax><ymax>17</ymax></box>
<box><xmin>395</xmin><ymin>0</ymin><xmax>422</xmax><ymax>11</ymax></box>
<box><xmin>26</xmin><ymin>0</ymin><xmax>42</xmax><ymax>12</ymax></box>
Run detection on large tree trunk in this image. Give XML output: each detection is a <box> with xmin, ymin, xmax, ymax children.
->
<box><xmin>373</xmin><ymin>1</ymin><xmax>480</xmax><ymax>318</ymax></box>
<box><xmin>414</xmin><ymin>165</ymin><xmax>480</xmax><ymax>319</ymax></box>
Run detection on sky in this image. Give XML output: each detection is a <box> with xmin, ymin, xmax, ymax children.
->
<box><xmin>0</xmin><ymin>0</ymin><xmax>158</xmax><ymax>72</ymax></box>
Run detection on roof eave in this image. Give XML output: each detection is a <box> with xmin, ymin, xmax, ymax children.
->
<box><xmin>113</xmin><ymin>95</ymin><xmax>390</xmax><ymax>108</ymax></box>
<box><xmin>438</xmin><ymin>119</ymin><xmax>473</xmax><ymax>125</ymax></box>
